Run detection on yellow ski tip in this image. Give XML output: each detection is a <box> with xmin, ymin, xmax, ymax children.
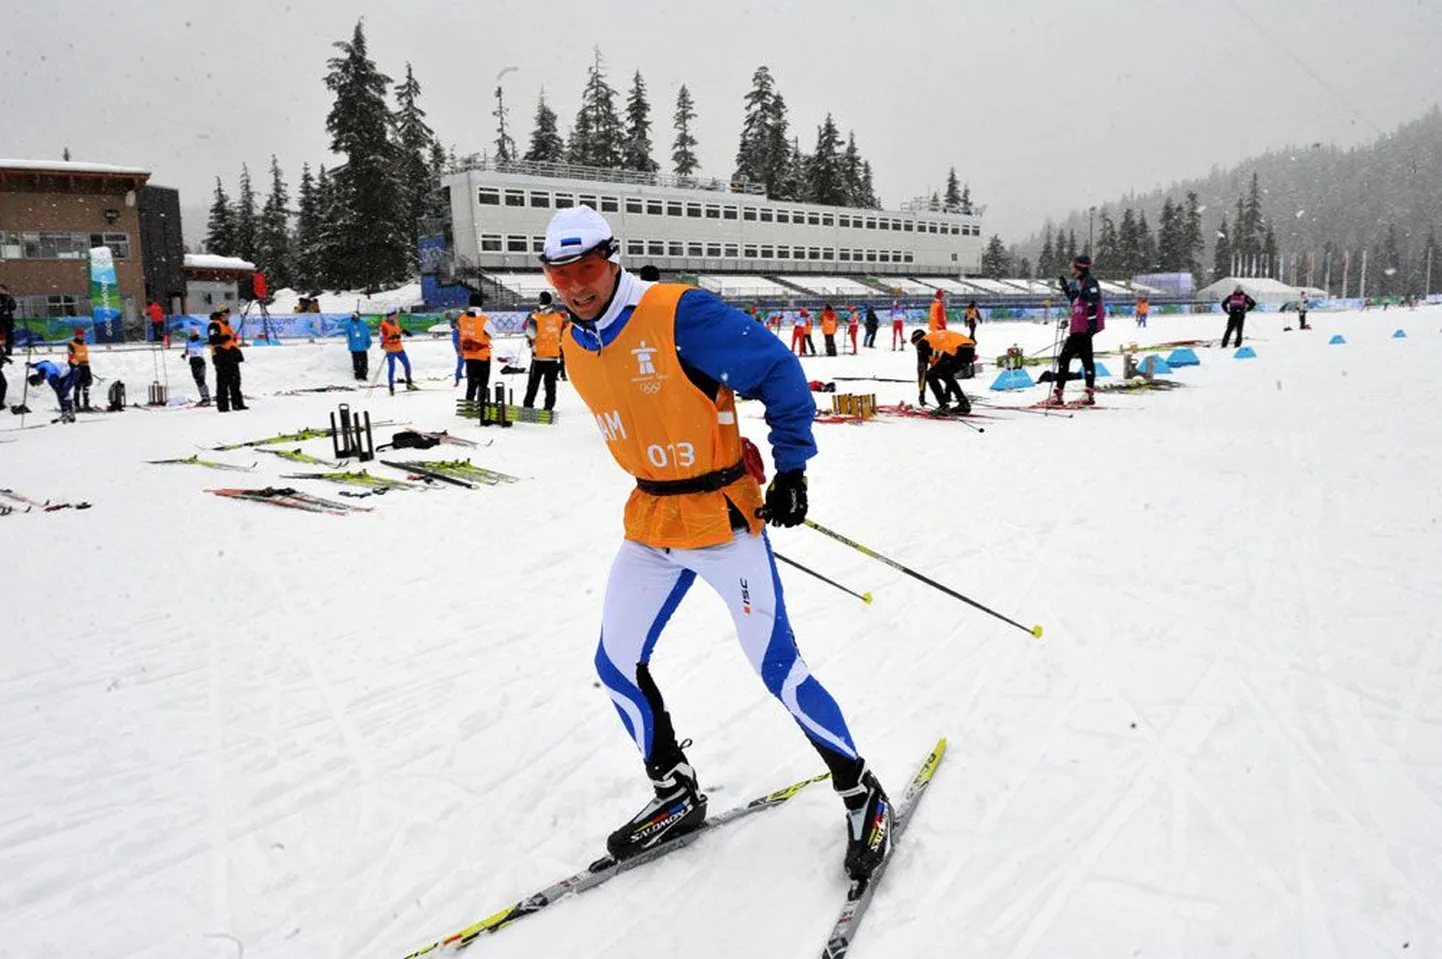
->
<box><xmin>1031</xmin><ymin>624</ymin><xmax>1044</xmax><ymax>639</ymax></box>
<box><xmin>861</xmin><ymin>591</ymin><xmax>874</xmax><ymax>605</ymax></box>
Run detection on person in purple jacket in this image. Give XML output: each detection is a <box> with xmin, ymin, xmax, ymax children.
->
<box><xmin>1221</xmin><ymin>285</ymin><xmax>1257</xmax><ymax>347</ymax></box>
<box><xmin>1050</xmin><ymin>254</ymin><xmax>1105</xmax><ymax>406</ymax></box>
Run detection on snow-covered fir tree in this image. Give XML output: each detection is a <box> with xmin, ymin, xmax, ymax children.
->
<box><xmin>524</xmin><ymin>93</ymin><xmax>565</xmax><ymax>163</ymax></box>
<box><xmin>568</xmin><ymin>48</ymin><xmax>623</xmax><ymax>168</ymax></box>
<box><xmin>622</xmin><ymin>71</ymin><xmax>658</xmax><ymax>173</ymax></box>
<box><xmin>291</xmin><ymin>163</ymin><xmax>320</xmax><ymax>291</ymax></box>
<box><xmin>254</xmin><ymin>156</ymin><xmax>292</xmax><ymax>290</ymax></box>
<box><xmin>204</xmin><ymin>178</ymin><xmax>236</xmax><ymax>256</ymax></box>
<box><xmin>233</xmin><ymin>164</ymin><xmax>258</xmax><ymax>263</ymax></box>
<box><xmin>671</xmin><ymin>84</ymin><xmax>699</xmax><ymax>177</ymax></box>
<box><xmin>806</xmin><ymin>114</ymin><xmax>845</xmax><ymax>205</ymax></box>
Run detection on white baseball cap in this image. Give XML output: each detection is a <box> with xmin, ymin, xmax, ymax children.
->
<box><xmin>541</xmin><ymin>206</ymin><xmax>618</xmax><ymax>266</ymax></box>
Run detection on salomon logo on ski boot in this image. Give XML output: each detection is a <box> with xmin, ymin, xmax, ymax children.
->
<box><xmin>606</xmin><ymin>758</ymin><xmax>707</xmax><ymax>861</ymax></box>
<box><xmin>839</xmin><ymin>766</ymin><xmax>893</xmax><ymax>881</ymax></box>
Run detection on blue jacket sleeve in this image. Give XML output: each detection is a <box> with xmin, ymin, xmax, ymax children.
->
<box><xmin>673</xmin><ymin>289</ymin><xmax>818</xmax><ymax>474</ymax></box>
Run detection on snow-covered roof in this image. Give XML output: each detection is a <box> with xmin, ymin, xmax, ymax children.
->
<box><xmin>184</xmin><ymin>254</ymin><xmax>256</xmax><ymax>272</ymax></box>
<box><xmin>1197</xmin><ymin>276</ymin><xmax>1329</xmax><ymax>303</ymax></box>
<box><xmin>0</xmin><ymin>158</ymin><xmax>150</xmax><ymax>176</ymax></box>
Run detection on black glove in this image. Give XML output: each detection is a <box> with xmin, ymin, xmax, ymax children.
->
<box><xmin>763</xmin><ymin>470</ymin><xmax>808</xmax><ymax>528</ymax></box>
<box><xmin>1058</xmin><ymin>275</ymin><xmax>1070</xmax><ymax>296</ymax></box>
<box><xmin>1087</xmin><ymin>318</ymin><xmax>1098</xmax><ymax>335</ymax></box>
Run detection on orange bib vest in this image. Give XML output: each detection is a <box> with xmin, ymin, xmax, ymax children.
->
<box><xmin>531</xmin><ymin>311</ymin><xmax>564</xmax><ymax>360</ymax></box>
<box><xmin>380</xmin><ymin>318</ymin><xmax>405</xmax><ymax>353</ymax></box>
<box><xmin>68</xmin><ymin>340</ymin><xmax>89</xmax><ymax>365</ymax></box>
<box><xmin>923</xmin><ymin>329</ymin><xmax>974</xmax><ymax>364</ymax></box>
<box><xmin>928</xmin><ymin>300</ymin><xmax>947</xmax><ymax>332</ymax></box>
<box><xmin>459</xmin><ymin>313</ymin><xmax>491</xmax><ymax>361</ymax></box>
<box><xmin>210</xmin><ymin>318</ymin><xmax>238</xmax><ymax>357</ymax></box>
<box><xmin>820</xmin><ymin>310</ymin><xmax>838</xmax><ymax>335</ymax></box>
<box><xmin>562</xmin><ymin>283</ymin><xmax>765</xmax><ymax>550</ymax></box>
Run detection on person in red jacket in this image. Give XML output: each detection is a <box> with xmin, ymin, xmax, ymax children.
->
<box><xmin>846</xmin><ymin>305</ymin><xmax>860</xmax><ymax>354</ymax></box>
<box><xmin>146</xmin><ymin>301</ymin><xmax>167</xmax><ymax>346</ymax></box>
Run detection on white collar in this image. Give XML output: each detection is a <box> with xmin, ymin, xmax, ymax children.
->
<box><xmin>594</xmin><ymin>269</ymin><xmax>654</xmax><ymax>332</ymax></box>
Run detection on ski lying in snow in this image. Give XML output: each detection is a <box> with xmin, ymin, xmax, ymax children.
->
<box><xmin>876</xmin><ymin>403</ymin><xmax>996</xmax><ymax>421</ymax></box>
<box><xmin>280</xmin><ymin>469</ymin><xmax>421</xmax><ymax>491</ymax></box>
<box><xmin>147</xmin><ymin>454</ymin><xmax>256</xmax><ymax>471</ymax></box>
<box><xmin>0</xmin><ymin>488</ymin><xmax>91</xmax><ymax>512</ymax></box>
<box><xmin>820</xmin><ymin>738</ymin><xmax>947</xmax><ymax>959</ymax></box>
<box><xmin>401</xmin><ymin>771</ymin><xmax>831</xmax><ymax>958</ymax></box>
<box><xmin>257</xmin><ymin>447</ymin><xmax>342</xmax><ymax>467</ymax></box>
<box><xmin>380</xmin><ymin>459</ymin><xmax>518</xmax><ymax>488</ymax></box>
<box><xmin>207</xmin><ymin>486</ymin><xmax>372</xmax><ymax>514</ymax></box>
<box><xmin>208</xmin><ymin>422</ymin><xmax>397</xmax><ymax>452</ymax></box>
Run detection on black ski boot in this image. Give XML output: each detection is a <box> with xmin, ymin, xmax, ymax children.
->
<box><xmin>606</xmin><ymin>749</ymin><xmax>707</xmax><ymax>862</ymax></box>
<box><xmin>838</xmin><ymin>764</ymin><xmax>892</xmax><ymax>882</ymax></box>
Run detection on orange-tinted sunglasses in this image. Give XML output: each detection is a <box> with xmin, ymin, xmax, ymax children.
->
<box><xmin>542</xmin><ymin>250</ymin><xmax>612</xmax><ymax>290</ymax></box>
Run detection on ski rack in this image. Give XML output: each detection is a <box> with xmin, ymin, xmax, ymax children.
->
<box><xmin>330</xmin><ymin>403</ymin><xmax>374</xmax><ymax>462</ymax></box>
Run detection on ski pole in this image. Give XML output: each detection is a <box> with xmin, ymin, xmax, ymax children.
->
<box><xmin>773</xmin><ymin>551</ymin><xmax>872</xmax><ymax>605</ymax></box>
<box><xmin>802</xmin><ymin>519</ymin><xmax>1042</xmax><ymax>638</ymax></box>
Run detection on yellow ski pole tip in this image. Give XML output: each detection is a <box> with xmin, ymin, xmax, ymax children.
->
<box><xmin>1031</xmin><ymin>624</ymin><xmax>1044</xmax><ymax>639</ymax></box>
<box><xmin>861</xmin><ymin>592</ymin><xmax>874</xmax><ymax>605</ymax></box>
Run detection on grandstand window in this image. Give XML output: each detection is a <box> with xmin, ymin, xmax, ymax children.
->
<box><xmin>879</xmin><ymin>251</ymin><xmax>891</xmax><ymax>263</ymax></box>
<box><xmin>706</xmin><ymin>243</ymin><xmax>722</xmax><ymax>257</ymax></box>
<box><xmin>505</xmin><ymin>190</ymin><xmax>525</xmax><ymax>207</ymax></box>
<box><xmin>803</xmin><ymin>213</ymin><xmax>816</xmax><ymax>226</ymax></box>
<box><xmin>759</xmin><ymin>245</ymin><xmax>774</xmax><ymax>258</ymax></box>
<box><xmin>478</xmin><ymin>188</ymin><xmax>500</xmax><ymax>205</ymax></box>
<box><xmin>894</xmin><ymin>219</ymin><xmax>905</xmax><ymax>230</ymax></box>
<box><xmin>705</xmin><ymin>205</ymin><xmax>720</xmax><ymax>219</ymax></box>
<box><xmin>794</xmin><ymin>246</ymin><xmax>807</xmax><ymax>258</ymax></box>
<box><xmin>626</xmin><ymin>239</ymin><xmax>645</xmax><ymax>256</ymax></box>
<box><xmin>775</xmin><ymin>210</ymin><xmax>789</xmax><ymax>224</ymax></box>
<box><xmin>759</xmin><ymin>208</ymin><xmax>774</xmax><ymax>223</ymax></box>
<box><xmin>724</xmin><ymin>243</ymin><xmax>739</xmax><ymax>257</ymax></box>
<box><xmin>723</xmin><ymin>206</ymin><xmax>738</xmax><ymax>220</ymax></box>
<box><xmin>839</xmin><ymin>249</ymin><xmax>851</xmax><ymax>262</ymax></box>
<box><xmin>776</xmin><ymin>247</ymin><xmax>791</xmax><ymax>259</ymax></box>
<box><xmin>808</xmin><ymin>247</ymin><xmax>822</xmax><ymax>260</ymax></box>
<box><xmin>743</xmin><ymin>244</ymin><xmax>758</xmax><ymax>258</ymax></box>
<box><xmin>903</xmin><ymin>221</ymin><xmax>914</xmax><ymax>232</ymax></box>
<box><xmin>952</xmin><ymin>253</ymin><xmax>959</xmax><ymax>261</ymax></box>
<box><xmin>928</xmin><ymin>222</ymin><xmax>938</xmax><ymax>234</ymax></box>
<box><xmin>648</xmin><ymin>240</ymin><xmax>665</xmax><ymax>256</ymax></box>
<box><xmin>506</xmin><ymin>235</ymin><xmax>528</xmax><ymax>252</ymax></box>
<box><xmin>666</xmin><ymin>201</ymin><xmax>683</xmax><ymax>217</ymax></box>
<box><xmin>823</xmin><ymin>248</ymin><xmax>834</xmax><ymax>259</ymax></box>
<box><xmin>686</xmin><ymin>203</ymin><xmax>702</xmax><ymax>218</ymax></box>
<box><xmin>481</xmin><ymin>234</ymin><xmax>502</xmax><ymax>252</ymax></box>
<box><xmin>554</xmin><ymin>193</ymin><xmax>574</xmax><ymax>208</ymax></box>
<box><xmin>601</xmin><ymin>196</ymin><xmax>619</xmax><ymax>212</ymax></box>
<box><xmin>668</xmin><ymin>241</ymin><xmax>684</xmax><ymax>256</ymax></box>
<box><xmin>647</xmin><ymin>200</ymin><xmax>664</xmax><ymax>216</ymax></box>
<box><xmin>532</xmin><ymin>236</ymin><xmax>546</xmax><ymax>253</ymax></box>
<box><xmin>821</xmin><ymin>214</ymin><xmax>834</xmax><ymax>227</ymax></box>
<box><xmin>864</xmin><ymin>249</ymin><xmax>877</xmax><ymax>262</ymax></box>
<box><xmin>743</xmin><ymin>207</ymin><xmax>757</xmax><ymax>221</ymax></box>
<box><xmin>878</xmin><ymin>219</ymin><xmax>889</xmax><ymax>231</ymax></box>
<box><xmin>579</xmin><ymin>194</ymin><xmax>598</xmax><ymax>210</ymax></box>
<box><xmin>625</xmin><ymin>197</ymin><xmax>643</xmax><ymax>214</ymax></box>
<box><xmin>838</xmin><ymin>215</ymin><xmax>851</xmax><ymax>228</ymax></box>
<box><xmin>903</xmin><ymin>252</ymin><xmax>915</xmax><ymax>263</ymax></box>
<box><xmin>951</xmin><ymin>224</ymin><xmax>960</xmax><ymax>235</ymax></box>
<box><xmin>687</xmin><ymin>242</ymin><xmax>703</xmax><ymax>257</ymax></box>
<box><xmin>864</xmin><ymin>217</ymin><xmax>876</xmax><ymax>230</ymax></box>
<box><xmin>531</xmin><ymin>192</ymin><xmax>551</xmax><ymax>208</ymax></box>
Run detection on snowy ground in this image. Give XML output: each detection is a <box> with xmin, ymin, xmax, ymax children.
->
<box><xmin>3</xmin><ymin>306</ymin><xmax>1441</xmax><ymax>959</ymax></box>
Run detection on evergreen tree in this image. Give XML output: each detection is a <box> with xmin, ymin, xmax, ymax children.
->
<box><xmin>859</xmin><ymin>160</ymin><xmax>878</xmax><ymax>209</ymax></box>
<box><xmin>734</xmin><ymin>66</ymin><xmax>777</xmax><ymax>186</ymax></box>
<box><xmin>1213</xmin><ymin>213</ymin><xmax>1233</xmax><ymax>279</ymax></box>
<box><xmin>944</xmin><ymin>168</ymin><xmax>962</xmax><ymax>211</ymax></box>
<box><xmin>762</xmin><ymin>92</ymin><xmax>791</xmax><ymax>197</ymax></box>
<box><xmin>806</xmin><ymin>113</ymin><xmax>845</xmax><ymax>205</ymax></box>
<box><xmin>255</xmin><ymin>156</ymin><xmax>293</xmax><ymax>290</ymax></box>
<box><xmin>1262</xmin><ymin>223</ymin><xmax>1279</xmax><ymax>278</ymax></box>
<box><xmin>312</xmin><ymin>166</ymin><xmax>345</xmax><ymax>290</ymax></box>
<box><xmin>981</xmin><ymin>234</ymin><xmax>1011</xmax><ymax>278</ymax></box>
<box><xmin>524</xmin><ymin>93</ymin><xmax>565</xmax><ymax>163</ymax></box>
<box><xmin>929</xmin><ymin>192</ymin><xmax>941</xmax><ymax>212</ymax></box>
<box><xmin>205</xmin><ymin>177</ymin><xmax>236</xmax><ymax>256</ymax></box>
<box><xmin>1117</xmin><ymin>208</ymin><xmax>1139</xmax><ymax>276</ymax></box>
<box><xmin>1038</xmin><ymin>224</ymin><xmax>1055</xmax><ymax>277</ymax></box>
<box><xmin>959</xmin><ymin>183</ymin><xmax>973</xmax><ymax>215</ymax></box>
<box><xmin>1156</xmin><ymin>198</ymin><xmax>1179</xmax><ymax>271</ymax></box>
<box><xmin>568</xmin><ymin>47</ymin><xmax>623</xmax><ymax>168</ymax></box>
<box><xmin>234</xmin><ymin>163</ymin><xmax>258</xmax><ymax>262</ymax></box>
<box><xmin>492</xmin><ymin>85</ymin><xmax>516</xmax><ymax>162</ymax></box>
<box><xmin>841</xmin><ymin>132</ymin><xmax>865</xmax><ymax>206</ymax></box>
<box><xmin>292</xmin><ymin>163</ymin><xmax>320</xmax><ymax>290</ymax></box>
<box><xmin>394</xmin><ymin>63</ymin><xmax>437</xmax><ymax>271</ymax></box>
<box><xmin>1422</xmin><ymin>226</ymin><xmax>1438</xmax><ymax>294</ymax></box>
<box><xmin>425</xmin><ymin>141</ymin><xmax>450</xmax><ymax>220</ymax></box>
<box><xmin>1136</xmin><ymin>210</ymin><xmax>1156</xmax><ymax>273</ymax></box>
<box><xmin>671</xmin><ymin>84</ymin><xmax>699</xmax><ymax>177</ymax></box>
<box><xmin>1095</xmin><ymin>214</ymin><xmax>1119</xmax><ymax>277</ymax></box>
<box><xmin>1242</xmin><ymin>172</ymin><xmax>1264</xmax><ymax>257</ymax></box>
<box><xmin>1182</xmin><ymin>191</ymin><xmax>1204</xmax><ymax>279</ymax></box>
<box><xmin>1066</xmin><ymin>229</ymin><xmax>1079</xmax><ymax>263</ymax></box>
<box><xmin>324</xmin><ymin>19</ymin><xmax>408</xmax><ymax>290</ymax></box>
<box><xmin>621</xmin><ymin>71</ymin><xmax>658</xmax><ymax>173</ymax></box>
<box><xmin>774</xmin><ymin>137</ymin><xmax>807</xmax><ymax>201</ymax></box>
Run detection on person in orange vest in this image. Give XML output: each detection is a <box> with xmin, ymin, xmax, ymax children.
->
<box><xmin>819</xmin><ymin>304</ymin><xmax>840</xmax><ymax>356</ymax></box>
<box><xmin>457</xmin><ymin>302</ymin><xmax>492</xmax><ymax>403</ymax></box>
<box><xmin>379</xmin><ymin>307</ymin><xmax>417</xmax><ymax>395</ymax></box>
<box><xmin>523</xmin><ymin>291</ymin><xmax>565</xmax><ymax>410</ymax></box>
<box><xmin>1135</xmin><ymin>295</ymin><xmax>1149</xmax><ymax>328</ymax></box>
<box><xmin>146</xmin><ymin>301</ymin><xmax>167</xmax><ymax>346</ymax></box>
<box><xmin>538</xmin><ymin>205</ymin><xmax>892</xmax><ymax>882</ymax></box>
<box><xmin>846</xmin><ymin>304</ymin><xmax>860</xmax><ymax>354</ymax></box>
<box><xmin>928</xmin><ymin>289</ymin><xmax>947</xmax><ymax>332</ymax></box>
<box><xmin>66</xmin><ymin>327</ymin><xmax>94</xmax><ymax>411</ymax></box>
<box><xmin>801</xmin><ymin>307</ymin><xmax>817</xmax><ymax>355</ymax></box>
<box><xmin>911</xmin><ymin>328</ymin><xmax>975</xmax><ymax>414</ymax></box>
<box><xmin>207</xmin><ymin>306</ymin><xmax>247</xmax><ymax>412</ymax></box>
<box><xmin>963</xmin><ymin>301</ymin><xmax>981</xmax><ymax>339</ymax></box>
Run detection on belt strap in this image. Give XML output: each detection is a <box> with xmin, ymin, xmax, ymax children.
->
<box><xmin>635</xmin><ymin>460</ymin><xmax>748</xmax><ymax>496</ymax></box>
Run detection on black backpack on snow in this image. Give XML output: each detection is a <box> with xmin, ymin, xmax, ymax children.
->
<box><xmin>107</xmin><ymin>380</ymin><xmax>126</xmax><ymax>411</ymax></box>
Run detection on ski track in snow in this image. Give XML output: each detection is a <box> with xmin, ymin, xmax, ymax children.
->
<box><xmin>3</xmin><ymin>313</ymin><xmax>1442</xmax><ymax>958</ymax></box>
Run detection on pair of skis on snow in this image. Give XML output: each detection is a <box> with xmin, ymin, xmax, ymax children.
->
<box><xmin>402</xmin><ymin>738</ymin><xmax>946</xmax><ymax>959</ymax></box>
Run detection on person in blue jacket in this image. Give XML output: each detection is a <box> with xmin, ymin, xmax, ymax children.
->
<box><xmin>449</xmin><ymin>311</ymin><xmax>463</xmax><ymax>386</ymax></box>
<box><xmin>343</xmin><ymin>312</ymin><xmax>372</xmax><ymax>381</ymax></box>
<box><xmin>27</xmin><ymin>359</ymin><xmax>78</xmax><ymax>422</ymax></box>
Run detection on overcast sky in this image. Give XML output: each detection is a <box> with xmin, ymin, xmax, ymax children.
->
<box><xmin>4</xmin><ymin>0</ymin><xmax>1440</xmax><ymax>242</ymax></box>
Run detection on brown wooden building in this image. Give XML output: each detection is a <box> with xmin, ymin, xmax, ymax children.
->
<box><xmin>0</xmin><ymin>159</ymin><xmax>151</xmax><ymax>329</ymax></box>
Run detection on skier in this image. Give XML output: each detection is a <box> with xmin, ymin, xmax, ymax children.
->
<box><xmin>820</xmin><ymin>304</ymin><xmax>839</xmax><ymax>356</ymax></box>
<box><xmin>863</xmin><ymin>304</ymin><xmax>879</xmax><ymax>348</ymax></box>
<box><xmin>1051</xmin><ymin>254</ymin><xmax>1105</xmax><ymax>407</ymax></box>
<box><xmin>539</xmin><ymin>205</ymin><xmax>893</xmax><ymax>882</ymax></box>
<box><xmin>1</xmin><ymin>282</ymin><xmax>17</xmax><ymax>357</ymax></box>
<box><xmin>523</xmin><ymin>291</ymin><xmax>564</xmax><ymax>411</ymax></box>
<box><xmin>1220</xmin><ymin>285</ymin><xmax>1256</xmax><ymax>348</ymax></box>
<box><xmin>963</xmin><ymin>300</ymin><xmax>981</xmax><ymax>340</ymax></box>
<box><xmin>208</xmin><ymin>306</ymin><xmax>247</xmax><ymax>412</ymax></box>
<box><xmin>379</xmin><ymin>307</ymin><xmax>417</xmax><ymax>395</ymax></box>
<box><xmin>66</xmin><ymin>328</ymin><xmax>93</xmax><ymax>411</ymax></box>
<box><xmin>801</xmin><ymin>308</ymin><xmax>817</xmax><ymax>356</ymax></box>
<box><xmin>180</xmin><ymin>330</ymin><xmax>211</xmax><ymax>405</ymax></box>
<box><xmin>788</xmin><ymin>309</ymin><xmax>807</xmax><ymax>355</ymax></box>
<box><xmin>846</xmin><ymin>305</ymin><xmax>860</xmax><ymax>354</ymax></box>
<box><xmin>890</xmin><ymin>301</ymin><xmax>906</xmax><ymax>350</ymax></box>
<box><xmin>928</xmin><ymin>289</ymin><xmax>947</xmax><ymax>332</ymax></box>
<box><xmin>1297</xmin><ymin>291</ymin><xmax>1311</xmax><ymax>330</ymax></box>
<box><xmin>458</xmin><ymin>302</ymin><xmax>492</xmax><ymax>404</ymax></box>
<box><xmin>1135</xmin><ymin>296</ymin><xmax>1149</xmax><ymax>328</ymax></box>
<box><xmin>343</xmin><ymin>312</ymin><xmax>371</xmax><ymax>381</ymax></box>
<box><xmin>911</xmin><ymin>328</ymin><xmax>974</xmax><ymax>413</ymax></box>
<box><xmin>27</xmin><ymin>359</ymin><xmax>78</xmax><ymax>422</ymax></box>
